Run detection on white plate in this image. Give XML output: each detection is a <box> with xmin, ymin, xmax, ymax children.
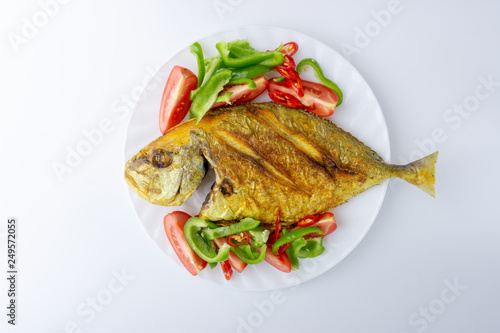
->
<box><xmin>124</xmin><ymin>26</ymin><xmax>390</xmax><ymax>290</ymax></box>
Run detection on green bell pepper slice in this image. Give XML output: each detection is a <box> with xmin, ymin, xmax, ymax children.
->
<box><xmin>285</xmin><ymin>236</ymin><xmax>325</xmax><ymax>270</ymax></box>
<box><xmin>286</xmin><ymin>238</ymin><xmax>303</xmax><ymax>270</ymax></box>
<box><xmin>189</xmin><ymin>42</ymin><xmax>205</xmax><ymax>88</ymax></box>
<box><xmin>227</xmin><ymin>77</ymin><xmax>256</xmax><ymax>89</ymax></box>
<box><xmin>216</xmin><ymin>40</ymin><xmax>284</xmax><ymax>68</ymax></box>
<box><xmin>227</xmin><ymin>64</ymin><xmax>272</xmax><ymax>87</ymax></box>
<box><xmin>183</xmin><ymin>217</ymin><xmax>230</xmax><ymax>263</ymax></box>
<box><xmin>189</xmin><ymin>68</ymin><xmax>232</xmax><ymax>123</ymax></box>
<box><xmin>272</xmin><ymin>226</ymin><xmax>323</xmax><ymax>255</ymax></box>
<box><xmin>295</xmin><ymin>237</ymin><xmax>325</xmax><ymax>258</ymax></box>
<box><xmin>230</xmin><ymin>243</ymin><xmax>267</xmax><ymax>264</ymax></box>
<box><xmin>296</xmin><ymin>58</ymin><xmax>343</xmax><ymax>106</ymax></box>
<box><xmin>203</xmin><ymin>217</ymin><xmax>260</xmax><ymax>240</ymax></box>
<box><xmin>248</xmin><ymin>227</ymin><xmax>270</xmax><ymax>249</ymax></box>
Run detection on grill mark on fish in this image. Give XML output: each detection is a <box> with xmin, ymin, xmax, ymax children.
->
<box><xmin>211</xmin><ymin>131</ymin><xmax>311</xmax><ymax>195</ymax></box>
<box><xmin>253</xmin><ymin>109</ymin><xmax>339</xmax><ymax>172</ymax></box>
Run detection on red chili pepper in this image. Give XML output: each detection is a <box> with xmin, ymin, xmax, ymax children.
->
<box><xmin>275</xmin><ymin>54</ymin><xmax>295</xmax><ymax>76</ymax></box>
<box><xmin>297</xmin><ymin>215</ymin><xmax>319</xmax><ymax>228</ymax></box>
<box><xmin>273</xmin><ymin>209</ymin><xmax>281</xmax><ymax>244</ymax></box>
<box><xmin>266</xmin><ymin>209</ymin><xmax>290</xmax><ymax>254</ymax></box>
<box><xmin>227</xmin><ymin>231</ymin><xmax>250</xmax><ymax>246</ymax></box>
<box><xmin>268</xmin><ymin>90</ymin><xmax>304</xmax><ymax>109</ymax></box>
<box><xmin>279</xmin><ymin>42</ymin><xmax>298</xmax><ymax>56</ymax></box>
<box><xmin>275</xmin><ymin>55</ymin><xmax>304</xmax><ymax>97</ymax></box>
<box><xmin>220</xmin><ymin>260</ymin><xmax>233</xmax><ymax>280</ymax></box>
<box><xmin>277</xmin><ymin>242</ymin><xmax>291</xmax><ymax>255</ymax></box>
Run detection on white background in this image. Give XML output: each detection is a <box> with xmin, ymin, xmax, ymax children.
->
<box><xmin>1</xmin><ymin>0</ymin><xmax>499</xmax><ymax>332</ymax></box>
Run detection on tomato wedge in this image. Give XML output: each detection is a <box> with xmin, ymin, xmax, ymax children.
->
<box><xmin>304</xmin><ymin>212</ymin><xmax>337</xmax><ymax>239</ymax></box>
<box><xmin>214</xmin><ymin>237</ymin><xmax>248</xmax><ymax>273</ymax></box>
<box><xmin>264</xmin><ymin>247</ymin><xmax>291</xmax><ymax>273</ymax></box>
<box><xmin>159</xmin><ymin>66</ymin><xmax>198</xmax><ymax>134</ymax></box>
<box><xmin>268</xmin><ymin>79</ymin><xmax>339</xmax><ymax>117</ymax></box>
<box><xmin>220</xmin><ymin>260</ymin><xmax>233</xmax><ymax>280</ymax></box>
<box><xmin>163</xmin><ymin>211</ymin><xmax>207</xmax><ymax>276</ymax></box>
<box><xmin>210</xmin><ymin>75</ymin><xmax>268</xmax><ymax>109</ymax></box>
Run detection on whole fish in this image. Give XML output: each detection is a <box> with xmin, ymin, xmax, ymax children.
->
<box><xmin>125</xmin><ymin>102</ymin><xmax>437</xmax><ymax>227</ymax></box>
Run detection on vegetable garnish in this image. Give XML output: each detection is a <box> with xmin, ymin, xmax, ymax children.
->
<box><xmin>230</xmin><ymin>243</ymin><xmax>267</xmax><ymax>265</ymax></box>
<box><xmin>297</xmin><ymin>215</ymin><xmax>319</xmax><ymax>228</ymax></box>
<box><xmin>296</xmin><ymin>58</ymin><xmax>343</xmax><ymax>106</ymax></box>
<box><xmin>268</xmin><ymin>79</ymin><xmax>339</xmax><ymax>117</ymax></box>
<box><xmin>273</xmin><ymin>208</ymin><xmax>281</xmax><ymax>244</ymax></box>
<box><xmin>227</xmin><ymin>64</ymin><xmax>271</xmax><ymax>87</ymax></box>
<box><xmin>159</xmin><ymin>66</ymin><xmax>198</xmax><ymax>134</ymax></box>
<box><xmin>203</xmin><ymin>217</ymin><xmax>260</xmax><ymax>240</ymax></box>
<box><xmin>271</xmin><ymin>226</ymin><xmax>323</xmax><ymax>255</ymax></box>
<box><xmin>163</xmin><ymin>211</ymin><xmax>207</xmax><ymax>276</ymax></box>
<box><xmin>163</xmin><ymin>212</ymin><xmax>335</xmax><ymax>279</ymax></box>
<box><xmin>186</xmin><ymin>39</ymin><xmax>285</xmax><ymax>124</ymax></box>
<box><xmin>210</xmin><ymin>76</ymin><xmax>268</xmax><ymax>109</ymax></box>
<box><xmin>184</xmin><ymin>217</ymin><xmax>231</xmax><ymax>263</ymax></box>
<box><xmin>157</xmin><ymin>39</ymin><xmax>343</xmax><ymax>128</ymax></box>
<box><xmin>264</xmin><ymin>247</ymin><xmax>292</xmax><ymax>273</ymax></box>
<box><xmin>214</xmin><ymin>237</ymin><xmax>248</xmax><ymax>273</ymax></box>
<box><xmin>220</xmin><ymin>260</ymin><xmax>233</xmax><ymax>280</ymax></box>
<box><xmin>268</xmin><ymin>89</ymin><xmax>303</xmax><ymax>109</ymax></box>
<box><xmin>275</xmin><ymin>54</ymin><xmax>304</xmax><ymax>97</ymax></box>
<box><xmin>286</xmin><ymin>237</ymin><xmax>325</xmax><ymax>270</ymax></box>
<box><xmin>189</xmin><ymin>68</ymin><xmax>232</xmax><ymax>123</ymax></box>
<box><xmin>216</xmin><ymin>39</ymin><xmax>284</xmax><ymax>68</ymax></box>
<box><xmin>227</xmin><ymin>231</ymin><xmax>250</xmax><ymax>246</ymax></box>
<box><xmin>189</xmin><ymin>42</ymin><xmax>205</xmax><ymax>88</ymax></box>
<box><xmin>277</xmin><ymin>41</ymin><xmax>298</xmax><ymax>56</ymax></box>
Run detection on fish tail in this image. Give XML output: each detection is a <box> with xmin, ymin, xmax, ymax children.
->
<box><xmin>392</xmin><ymin>151</ymin><xmax>438</xmax><ymax>197</ymax></box>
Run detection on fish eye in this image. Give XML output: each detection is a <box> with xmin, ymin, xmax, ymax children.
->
<box><xmin>151</xmin><ymin>149</ymin><xmax>172</xmax><ymax>168</ymax></box>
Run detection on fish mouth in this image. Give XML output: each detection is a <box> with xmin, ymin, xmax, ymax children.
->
<box><xmin>124</xmin><ymin>166</ymin><xmax>140</xmax><ymax>191</ymax></box>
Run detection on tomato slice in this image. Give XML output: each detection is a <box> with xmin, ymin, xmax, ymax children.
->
<box><xmin>210</xmin><ymin>75</ymin><xmax>269</xmax><ymax>109</ymax></box>
<box><xmin>304</xmin><ymin>212</ymin><xmax>337</xmax><ymax>239</ymax></box>
<box><xmin>268</xmin><ymin>79</ymin><xmax>339</xmax><ymax>117</ymax></box>
<box><xmin>220</xmin><ymin>260</ymin><xmax>233</xmax><ymax>280</ymax></box>
<box><xmin>163</xmin><ymin>211</ymin><xmax>207</xmax><ymax>276</ymax></box>
<box><xmin>214</xmin><ymin>237</ymin><xmax>248</xmax><ymax>273</ymax></box>
<box><xmin>264</xmin><ymin>247</ymin><xmax>291</xmax><ymax>273</ymax></box>
<box><xmin>159</xmin><ymin>66</ymin><xmax>198</xmax><ymax>134</ymax></box>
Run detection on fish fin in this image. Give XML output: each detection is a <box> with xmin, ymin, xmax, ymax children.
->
<box><xmin>396</xmin><ymin>151</ymin><xmax>438</xmax><ymax>197</ymax></box>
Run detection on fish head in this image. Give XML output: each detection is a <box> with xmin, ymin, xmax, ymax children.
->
<box><xmin>124</xmin><ymin>133</ymin><xmax>206</xmax><ymax>206</ymax></box>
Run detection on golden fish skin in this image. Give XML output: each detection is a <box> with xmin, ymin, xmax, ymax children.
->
<box><xmin>125</xmin><ymin>102</ymin><xmax>437</xmax><ymax>227</ymax></box>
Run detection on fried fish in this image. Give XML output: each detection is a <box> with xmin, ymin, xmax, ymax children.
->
<box><xmin>125</xmin><ymin>102</ymin><xmax>437</xmax><ymax>227</ymax></box>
